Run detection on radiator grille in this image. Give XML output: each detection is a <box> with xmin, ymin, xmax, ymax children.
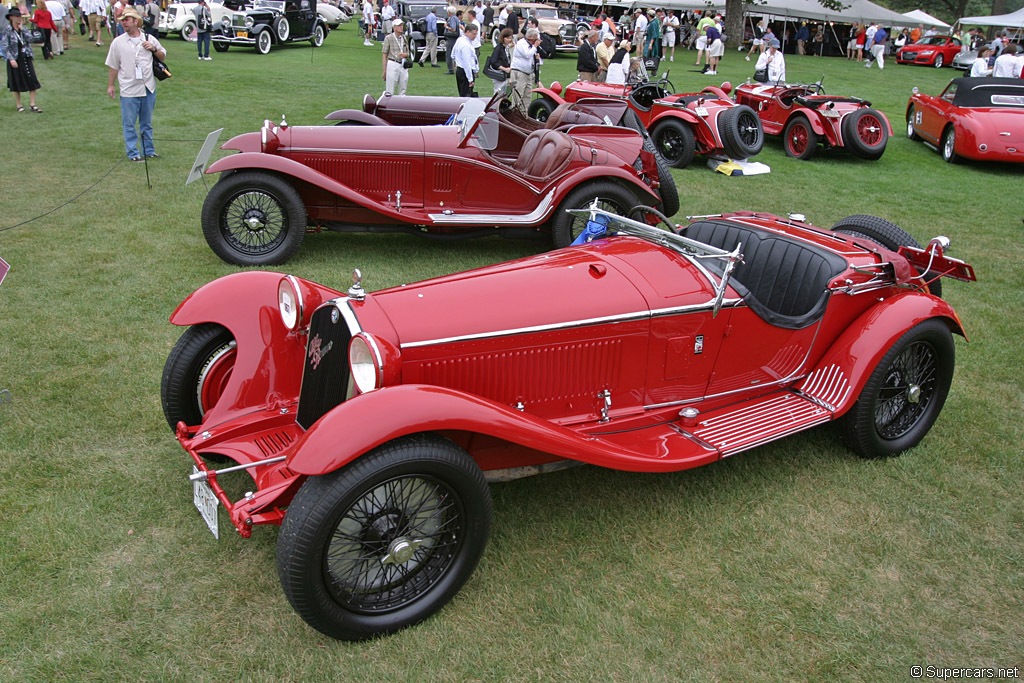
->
<box><xmin>296</xmin><ymin>304</ymin><xmax>353</xmax><ymax>430</ymax></box>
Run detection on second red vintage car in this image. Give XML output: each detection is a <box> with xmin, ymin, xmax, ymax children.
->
<box><xmin>896</xmin><ymin>35</ymin><xmax>965</xmax><ymax>69</ymax></box>
<box><xmin>734</xmin><ymin>81</ymin><xmax>892</xmax><ymax>160</ymax></box>
<box><xmin>199</xmin><ymin>96</ymin><xmax>671</xmax><ymax>264</ymax></box>
<box><xmin>164</xmin><ymin>206</ymin><xmax>974</xmax><ymax>641</ymax></box>
<box><xmin>529</xmin><ymin>77</ymin><xmax>765</xmax><ymax>168</ymax></box>
<box><xmin>906</xmin><ymin>77</ymin><xmax>1024</xmax><ymax>163</ymax></box>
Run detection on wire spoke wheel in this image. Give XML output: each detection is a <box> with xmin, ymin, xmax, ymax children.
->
<box><xmin>874</xmin><ymin>340</ymin><xmax>938</xmax><ymax>440</ymax></box>
<box><xmin>324</xmin><ymin>474</ymin><xmax>462</xmax><ymax>613</ymax></box>
<box><xmin>856</xmin><ymin>112</ymin><xmax>884</xmax><ymax>147</ymax></box>
<box><xmin>222</xmin><ymin>188</ymin><xmax>289</xmax><ymax>255</ymax></box>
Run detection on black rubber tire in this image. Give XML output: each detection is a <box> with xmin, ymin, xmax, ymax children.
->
<box><xmin>840</xmin><ymin>319</ymin><xmax>955</xmax><ymax>458</ymax></box>
<box><xmin>941</xmin><ymin>126</ymin><xmax>958</xmax><ymax>164</ymax></box>
<box><xmin>618</xmin><ymin>108</ymin><xmax>646</xmax><ymax>135</ymax></box>
<box><xmin>202</xmin><ymin>170</ymin><xmax>307</xmax><ymax>266</ymax></box>
<box><xmin>782</xmin><ymin>115</ymin><xmax>818</xmax><ymax>160</ymax></box>
<box><xmin>181</xmin><ymin>20</ymin><xmax>197</xmax><ymax>43</ymax></box>
<box><xmin>527</xmin><ymin>97</ymin><xmax>555</xmax><ymax>122</ymax></box>
<box><xmin>161</xmin><ymin>324</ymin><xmax>236</xmax><ymax>461</ymax></box>
<box><xmin>933</xmin><ymin>53</ymin><xmax>944</xmax><ymax>68</ymax></box>
<box><xmin>654</xmin><ymin>153</ymin><xmax>679</xmax><ymax>217</ymax></box>
<box><xmin>551</xmin><ymin>181</ymin><xmax>640</xmax><ymax>248</ymax></box>
<box><xmin>311</xmin><ymin>24</ymin><xmax>325</xmax><ymax>47</ymax></box>
<box><xmin>718</xmin><ymin>104</ymin><xmax>763</xmax><ymax>159</ymax></box>
<box><xmin>831</xmin><ymin>214</ymin><xmax>942</xmax><ymax>297</ymax></box>
<box><xmin>274</xmin><ymin>16</ymin><xmax>290</xmax><ymax>42</ymax></box>
<box><xmin>906</xmin><ymin>105</ymin><xmax>920</xmax><ymax>141</ymax></box>
<box><xmin>842</xmin><ymin>108</ymin><xmax>889</xmax><ymax>160</ymax></box>
<box><xmin>256</xmin><ymin>29</ymin><xmax>272</xmax><ymax>54</ymax></box>
<box><xmin>276</xmin><ymin>434</ymin><xmax>492</xmax><ymax>641</ymax></box>
<box><xmin>652</xmin><ymin>118</ymin><xmax>696</xmax><ymax>169</ymax></box>
<box><xmin>213</xmin><ymin>41</ymin><xmax>229</xmax><ymax>53</ymax></box>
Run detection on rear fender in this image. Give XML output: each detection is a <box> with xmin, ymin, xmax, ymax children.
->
<box><xmin>205</xmin><ymin>153</ymin><xmax>413</xmax><ymax>222</ymax></box>
<box><xmin>550</xmin><ymin>167</ymin><xmax>661</xmax><ymax>207</ymax></box>
<box><xmin>322</xmin><ymin>109</ymin><xmax>390</xmax><ymax>126</ymax></box>
<box><xmin>170</xmin><ymin>271</ymin><xmax>343</xmax><ymax>427</ymax></box>
<box><xmin>791</xmin><ymin>108</ymin><xmax>829</xmax><ymax>136</ymax></box>
<box><xmin>807</xmin><ymin>292</ymin><xmax>966</xmax><ymax>418</ymax></box>
<box><xmin>288</xmin><ymin>384</ymin><xmax>691</xmax><ymax>475</ymax></box>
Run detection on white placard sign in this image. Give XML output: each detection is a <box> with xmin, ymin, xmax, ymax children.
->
<box><xmin>186</xmin><ymin>128</ymin><xmax>225</xmax><ymax>186</ymax></box>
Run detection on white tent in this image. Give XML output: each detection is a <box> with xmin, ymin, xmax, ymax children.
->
<box><xmin>645</xmin><ymin>0</ymin><xmax>909</xmax><ymax>24</ymax></box>
<box><xmin>901</xmin><ymin>9</ymin><xmax>951</xmax><ymax>28</ymax></box>
<box><xmin>958</xmin><ymin>7</ymin><xmax>1024</xmax><ymax>28</ymax></box>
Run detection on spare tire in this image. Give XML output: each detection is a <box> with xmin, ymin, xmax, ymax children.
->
<box><xmin>718</xmin><ymin>104</ymin><xmax>763</xmax><ymax>159</ymax></box>
<box><xmin>842</xmin><ymin>108</ymin><xmax>888</xmax><ymax>160</ymax></box>
<box><xmin>831</xmin><ymin>214</ymin><xmax>942</xmax><ymax>297</ymax></box>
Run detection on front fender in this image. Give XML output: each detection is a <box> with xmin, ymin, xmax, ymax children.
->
<box><xmin>170</xmin><ymin>271</ymin><xmax>342</xmax><ymax>427</ymax></box>
<box><xmin>530</xmin><ymin>88</ymin><xmax>568</xmax><ymax>107</ymax></box>
<box><xmin>322</xmin><ymin>109</ymin><xmax>391</xmax><ymax>125</ymax></box>
<box><xmin>811</xmin><ymin>292</ymin><xmax>966</xmax><ymax>418</ymax></box>
<box><xmin>205</xmin><ymin>152</ymin><xmax>414</xmax><ymax>223</ymax></box>
<box><xmin>650</xmin><ymin>109</ymin><xmax>700</xmax><ymax>128</ymax></box>
<box><xmin>288</xmin><ymin>384</ymin><xmax>703</xmax><ymax>476</ymax></box>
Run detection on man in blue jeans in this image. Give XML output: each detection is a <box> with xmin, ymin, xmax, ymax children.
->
<box><xmin>105</xmin><ymin>7</ymin><xmax>166</xmax><ymax>160</ymax></box>
<box><xmin>193</xmin><ymin>0</ymin><xmax>212</xmax><ymax>60</ymax></box>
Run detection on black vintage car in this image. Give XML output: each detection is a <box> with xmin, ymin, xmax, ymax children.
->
<box><xmin>395</xmin><ymin>0</ymin><xmax>447</xmax><ymax>59</ymax></box>
<box><xmin>213</xmin><ymin>0</ymin><xmax>328</xmax><ymax>54</ymax></box>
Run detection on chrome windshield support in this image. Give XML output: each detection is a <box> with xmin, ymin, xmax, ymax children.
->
<box><xmin>712</xmin><ymin>243</ymin><xmax>743</xmax><ymax>318</ymax></box>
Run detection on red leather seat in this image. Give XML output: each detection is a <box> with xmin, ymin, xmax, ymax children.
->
<box><xmin>512</xmin><ymin>129</ymin><xmax>574</xmax><ymax>179</ymax></box>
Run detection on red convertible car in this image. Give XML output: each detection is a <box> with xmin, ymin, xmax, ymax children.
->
<box><xmin>896</xmin><ymin>35</ymin><xmax>964</xmax><ymax>69</ymax></box>
<box><xmin>200</xmin><ymin>96</ymin><xmax>670</xmax><ymax>264</ymax></box>
<box><xmin>906</xmin><ymin>77</ymin><xmax>1024</xmax><ymax>163</ymax></box>
<box><xmin>529</xmin><ymin>77</ymin><xmax>765</xmax><ymax>168</ymax></box>
<box><xmin>163</xmin><ymin>207</ymin><xmax>974</xmax><ymax>641</ymax></box>
<box><xmin>734</xmin><ymin>81</ymin><xmax>892</xmax><ymax>160</ymax></box>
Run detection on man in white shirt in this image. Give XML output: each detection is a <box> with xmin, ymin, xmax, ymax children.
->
<box><xmin>105</xmin><ymin>7</ymin><xmax>166</xmax><ymax>161</ymax></box>
<box><xmin>362</xmin><ymin>0</ymin><xmax>375</xmax><ymax>46</ymax></box>
<box><xmin>45</xmin><ymin>0</ymin><xmax>67</xmax><ymax>55</ymax></box>
<box><xmin>663</xmin><ymin>9</ymin><xmax>679</xmax><ymax>62</ymax></box>
<box><xmin>452</xmin><ymin>22</ymin><xmax>478</xmax><ymax>96</ymax></box>
<box><xmin>970</xmin><ymin>47</ymin><xmax>993</xmax><ymax>77</ymax></box>
<box><xmin>632</xmin><ymin>8</ymin><xmax>646</xmax><ymax>56</ymax></box>
<box><xmin>992</xmin><ymin>43</ymin><xmax>1019</xmax><ymax>77</ymax></box>
<box><xmin>755</xmin><ymin>38</ymin><xmax>785</xmax><ymax>83</ymax></box>
<box><xmin>381</xmin><ymin>0</ymin><xmax>395</xmax><ymax>34</ymax></box>
<box><xmin>466</xmin><ymin>8</ymin><xmax>481</xmax><ymax>55</ymax></box>
<box><xmin>509</xmin><ymin>27</ymin><xmax>541</xmax><ymax>112</ymax></box>
<box><xmin>82</xmin><ymin>0</ymin><xmax>104</xmax><ymax>45</ymax></box>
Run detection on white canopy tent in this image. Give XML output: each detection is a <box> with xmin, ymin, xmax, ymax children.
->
<box><xmin>634</xmin><ymin>0</ymin><xmax>911</xmax><ymax>25</ymax></box>
<box><xmin>901</xmin><ymin>9</ymin><xmax>951</xmax><ymax>28</ymax></box>
<box><xmin>958</xmin><ymin>7</ymin><xmax>1024</xmax><ymax>28</ymax></box>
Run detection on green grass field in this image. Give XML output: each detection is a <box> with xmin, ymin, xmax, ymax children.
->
<box><xmin>1</xmin><ymin>25</ymin><xmax>1022</xmax><ymax>681</ymax></box>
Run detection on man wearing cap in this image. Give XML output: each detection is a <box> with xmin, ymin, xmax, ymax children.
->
<box><xmin>755</xmin><ymin>37</ymin><xmax>785</xmax><ymax>83</ymax></box>
<box><xmin>381</xmin><ymin>17</ymin><xmax>410</xmax><ymax>94</ymax></box>
<box><xmin>105</xmin><ymin>6</ymin><xmax>166</xmax><ymax>161</ymax></box>
<box><xmin>595</xmin><ymin>32</ymin><xmax>614</xmax><ymax>82</ymax></box>
<box><xmin>632</xmin><ymin>8</ymin><xmax>647</xmax><ymax>56</ymax></box>
<box><xmin>643</xmin><ymin>9</ymin><xmax>660</xmax><ymax>63</ymax></box>
<box><xmin>381</xmin><ymin>0</ymin><xmax>395</xmax><ymax>34</ymax></box>
<box><xmin>193</xmin><ymin>0</ymin><xmax>212</xmax><ymax>60</ymax></box>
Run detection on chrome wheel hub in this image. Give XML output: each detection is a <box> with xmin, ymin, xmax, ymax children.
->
<box><xmin>907</xmin><ymin>384</ymin><xmax>921</xmax><ymax>404</ymax></box>
<box><xmin>381</xmin><ymin>537</ymin><xmax>426</xmax><ymax>565</ymax></box>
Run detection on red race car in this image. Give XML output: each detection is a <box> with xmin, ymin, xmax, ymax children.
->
<box><xmin>529</xmin><ymin>76</ymin><xmax>765</xmax><ymax>168</ymax></box>
<box><xmin>164</xmin><ymin>207</ymin><xmax>974</xmax><ymax>641</ymax></box>
<box><xmin>734</xmin><ymin>81</ymin><xmax>892</xmax><ymax>160</ymax></box>
<box><xmin>896</xmin><ymin>35</ymin><xmax>965</xmax><ymax>69</ymax></box>
<box><xmin>200</xmin><ymin>95</ymin><xmax>671</xmax><ymax>264</ymax></box>
<box><xmin>906</xmin><ymin>77</ymin><xmax>1024</xmax><ymax>163</ymax></box>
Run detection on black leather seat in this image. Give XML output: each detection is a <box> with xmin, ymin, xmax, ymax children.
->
<box><xmin>683</xmin><ymin>220</ymin><xmax>847</xmax><ymax>329</ymax></box>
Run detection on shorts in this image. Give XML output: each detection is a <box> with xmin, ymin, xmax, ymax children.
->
<box><xmin>709</xmin><ymin>39</ymin><xmax>724</xmax><ymax>58</ymax></box>
<box><xmin>662</xmin><ymin>30</ymin><xmax>675</xmax><ymax>47</ymax></box>
<box><xmin>696</xmin><ymin>35</ymin><xmax>707</xmax><ymax>50</ymax></box>
<box><xmin>752</xmin><ymin>38</ymin><xmax>763</xmax><ymax>46</ymax></box>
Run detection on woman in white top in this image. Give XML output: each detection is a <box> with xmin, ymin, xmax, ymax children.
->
<box><xmin>970</xmin><ymin>47</ymin><xmax>993</xmax><ymax>77</ymax></box>
<box><xmin>605</xmin><ymin>40</ymin><xmax>631</xmax><ymax>85</ymax></box>
<box><xmin>992</xmin><ymin>43</ymin><xmax>1019</xmax><ymax>77</ymax></box>
<box><xmin>755</xmin><ymin>38</ymin><xmax>786</xmax><ymax>83</ymax></box>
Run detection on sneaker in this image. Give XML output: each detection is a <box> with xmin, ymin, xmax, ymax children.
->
<box><xmin>363</xmin><ymin>39</ymin><xmax>373</xmax><ymax>46</ymax></box>
<box><xmin>146</xmin><ymin>153</ymin><xmax>160</xmax><ymax>159</ymax></box>
<box><xmin>129</xmin><ymin>156</ymin><xmax>144</xmax><ymax>162</ymax></box>
<box><xmin>707</xmin><ymin>70</ymin><xmax>717</xmax><ymax>75</ymax></box>
<box><xmin>199</xmin><ymin>56</ymin><xmax>203</xmax><ymax>60</ymax></box>
<box><xmin>745</xmin><ymin>55</ymin><xmax>750</xmax><ymax>61</ymax></box>
<box><xmin>96</xmin><ymin>41</ymin><xmax>102</xmax><ymax>46</ymax></box>
<box><xmin>430</xmin><ymin>64</ymin><xmax>440</xmax><ymax>67</ymax></box>
<box><xmin>669</xmin><ymin>56</ymin><xmax>674</xmax><ymax>62</ymax></box>
<box><xmin>204</xmin><ymin>56</ymin><xmax>212</xmax><ymax>60</ymax></box>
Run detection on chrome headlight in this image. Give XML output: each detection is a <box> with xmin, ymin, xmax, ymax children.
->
<box><xmin>245</xmin><ymin>15</ymin><xmax>255</xmax><ymax>27</ymax></box>
<box><xmin>349</xmin><ymin>334</ymin><xmax>382</xmax><ymax>394</ymax></box>
<box><xmin>278</xmin><ymin>275</ymin><xmax>303</xmax><ymax>330</ymax></box>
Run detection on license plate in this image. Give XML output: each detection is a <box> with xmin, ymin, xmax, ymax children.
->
<box><xmin>822</xmin><ymin>110</ymin><xmax>841</xmax><ymax>118</ymax></box>
<box><xmin>193</xmin><ymin>466</ymin><xmax>219</xmax><ymax>539</ymax></box>
<box><xmin>235</xmin><ymin>31</ymin><xmax>247</xmax><ymax>38</ymax></box>
<box><xmin>694</xmin><ymin>106</ymin><xmax>709</xmax><ymax>117</ymax></box>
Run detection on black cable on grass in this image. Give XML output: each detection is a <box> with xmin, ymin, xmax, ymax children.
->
<box><xmin>0</xmin><ymin>157</ymin><xmax>126</xmax><ymax>233</ymax></box>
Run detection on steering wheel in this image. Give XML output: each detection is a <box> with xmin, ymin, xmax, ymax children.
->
<box><xmin>631</xmin><ymin>83</ymin><xmax>663</xmax><ymax>109</ymax></box>
<box><xmin>654</xmin><ymin>77</ymin><xmax>675</xmax><ymax>95</ymax></box>
<box><xmin>806</xmin><ymin>81</ymin><xmax>826</xmax><ymax>95</ymax></box>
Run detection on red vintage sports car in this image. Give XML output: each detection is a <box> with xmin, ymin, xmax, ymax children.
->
<box><xmin>734</xmin><ymin>81</ymin><xmax>892</xmax><ymax>160</ymax></box>
<box><xmin>528</xmin><ymin>76</ymin><xmax>765</xmax><ymax>168</ymax></box>
<box><xmin>163</xmin><ymin>207</ymin><xmax>974</xmax><ymax>641</ymax></box>
<box><xmin>200</xmin><ymin>96</ymin><xmax>670</xmax><ymax>264</ymax></box>
<box><xmin>906</xmin><ymin>77</ymin><xmax>1024</xmax><ymax>163</ymax></box>
<box><xmin>896</xmin><ymin>35</ymin><xmax>964</xmax><ymax>69</ymax></box>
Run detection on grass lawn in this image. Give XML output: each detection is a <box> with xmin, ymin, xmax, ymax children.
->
<box><xmin>1</xmin><ymin>25</ymin><xmax>1022</xmax><ymax>681</ymax></box>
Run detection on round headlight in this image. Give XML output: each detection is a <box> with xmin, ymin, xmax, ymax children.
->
<box><xmin>349</xmin><ymin>334</ymin><xmax>382</xmax><ymax>394</ymax></box>
<box><xmin>278</xmin><ymin>275</ymin><xmax>302</xmax><ymax>330</ymax></box>
<box><xmin>245</xmin><ymin>16</ymin><xmax>254</xmax><ymax>27</ymax></box>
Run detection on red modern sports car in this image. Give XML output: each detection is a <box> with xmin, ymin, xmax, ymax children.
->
<box><xmin>200</xmin><ymin>96</ymin><xmax>670</xmax><ymax>264</ymax></box>
<box><xmin>897</xmin><ymin>35</ymin><xmax>965</xmax><ymax>69</ymax></box>
<box><xmin>906</xmin><ymin>77</ymin><xmax>1024</xmax><ymax>163</ymax></box>
<box><xmin>528</xmin><ymin>76</ymin><xmax>765</xmax><ymax>168</ymax></box>
<box><xmin>164</xmin><ymin>207</ymin><xmax>974</xmax><ymax>641</ymax></box>
<box><xmin>734</xmin><ymin>81</ymin><xmax>892</xmax><ymax>160</ymax></box>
